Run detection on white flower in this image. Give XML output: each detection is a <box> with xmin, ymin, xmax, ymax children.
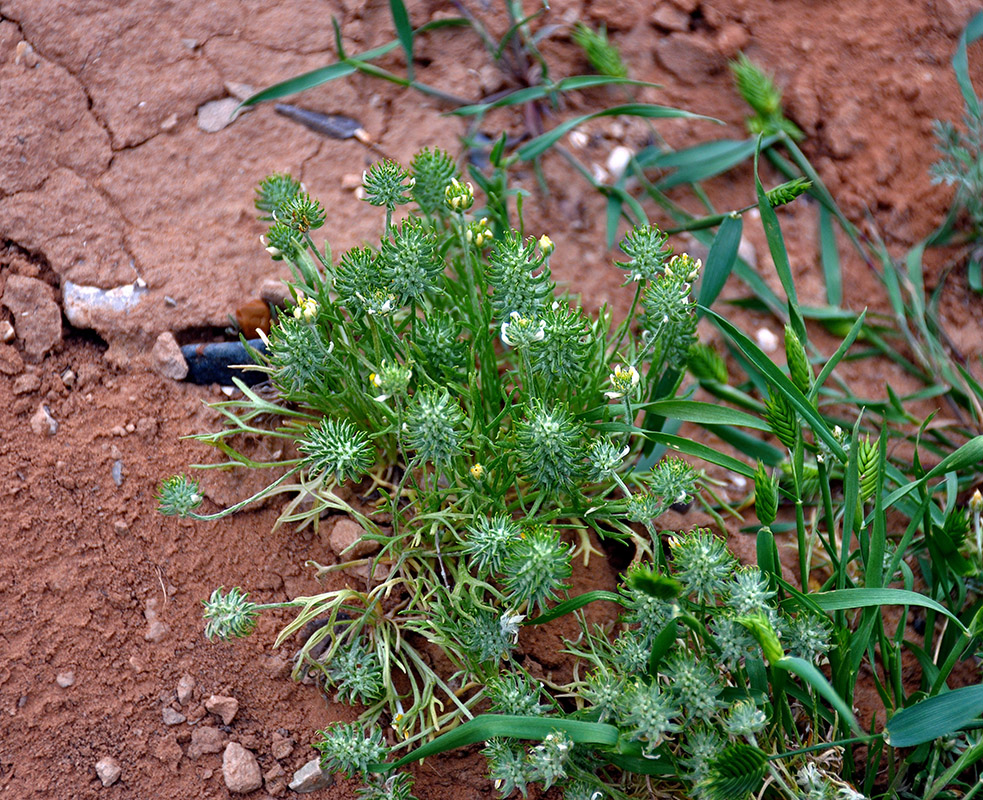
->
<box><xmin>499</xmin><ymin>611</ymin><xmax>525</xmax><ymax>644</ymax></box>
<box><xmin>500</xmin><ymin>311</ymin><xmax>545</xmax><ymax>348</ymax></box>
<box><xmin>604</xmin><ymin>363</ymin><xmax>640</xmax><ymax>400</ymax></box>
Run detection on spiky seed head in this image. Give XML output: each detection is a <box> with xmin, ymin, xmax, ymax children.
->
<box><xmin>513</xmin><ymin>400</ymin><xmax>585</xmax><ymax>497</ymax></box>
<box><xmin>783</xmin><ymin>323</ymin><xmax>812</xmax><ymax>394</ymax></box>
<box><xmin>764</xmin><ymin>387</ymin><xmax>797</xmax><ymax>450</ymax></box>
<box><xmin>157</xmin><ymin>474</ymin><xmax>203</xmax><ymax>517</ymax></box>
<box><xmin>616</xmin><ymin>224</ymin><xmax>672</xmax><ymax>283</ymax></box>
<box><xmin>502</xmin><ymin>524</ymin><xmax>572</xmax><ymax>613</ymax></box>
<box><xmin>753</xmin><ymin>461</ymin><xmax>778</xmax><ymax>526</ymax></box>
<box><xmin>255</xmin><ymin>173</ymin><xmax>302</xmax><ymax>219</ymax></box>
<box><xmin>379</xmin><ymin>219</ymin><xmax>442</xmax><ymax>305</ymax></box>
<box><xmin>768</xmin><ymin>177</ymin><xmax>813</xmax><ymax>207</ymax></box>
<box><xmin>688</xmin><ymin>342</ymin><xmax>729</xmax><ymax>384</ymax></box>
<box><xmin>410</xmin><ymin>148</ymin><xmax>459</xmax><ymax>215</ymax></box>
<box><xmin>276</xmin><ymin>193</ymin><xmax>326</xmax><ymax>233</ymax></box>
<box><xmin>464</xmin><ymin>514</ymin><xmax>521</xmax><ymax>574</ymax></box>
<box><xmin>361</xmin><ymin>159</ymin><xmax>413</xmax><ymax>211</ymax></box>
<box><xmin>405</xmin><ymin>387</ymin><xmax>466</xmax><ymax>469</ymax></box>
<box><xmin>572</xmin><ymin>22</ymin><xmax>627</xmax><ymax>79</ymax></box>
<box><xmin>202</xmin><ymin>586</ymin><xmax>260</xmax><ymax>640</ymax></box>
<box><xmin>313</xmin><ymin>722</ymin><xmax>387</xmax><ymax>778</ymax></box>
<box><xmin>857</xmin><ymin>435</ymin><xmax>880</xmax><ymax>502</ymax></box>
<box><xmin>299</xmin><ymin>418</ymin><xmax>375</xmax><ymax>484</ymax></box>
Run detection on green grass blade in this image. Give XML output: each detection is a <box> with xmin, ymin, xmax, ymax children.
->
<box><xmin>241</xmin><ymin>42</ymin><xmax>401</xmax><ymax>106</ymax></box>
<box><xmin>952</xmin><ymin>11</ymin><xmax>983</xmax><ymax>117</ymax></box>
<box><xmin>885</xmin><ymin>684</ymin><xmax>983</xmax><ymax>747</ymax></box>
<box><xmin>883</xmin><ymin>435</ymin><xmax>983</xmax><ymax>508</ymax></box>
<box><xmin>809</xmin><ymin>309</ymin><xmax>866</xmax><ymax>401</ymax></box>
<box><xmin>388</xmin><ymin>0</ymin><xmax>415</xmax><ymax>80</ymax></box>
<box><xmin>518</xmin><ymin>104</ymin><xmax>720</xmax><ymax>161</ymax></box>
<box><xmin>805</xmin><ymin>588</ymin><xmax>970</xmax><ymax>636</ymax></box>
<box><xmin>380</xmin><ymin>715</ymin><xmax>620</xmax><ymax>770</ymax></box>
<box><xmin>451</xmin><ymin>77</ymin><xmax>662</xmax><ymax>116</ymax></box>
<box><xmin>637</xmin><ymin>399</ymin><xmax>770</xmax><ymax>430</ymax></box>
<box><xmin>636</xmin><ymin>135</ymin><xmax>780</xmax><ymax>189</ymax></box>
<box><xmin>707</xmin><ymin>424</ymin><xmax>784</xmax><ymax>466</ymax></box>
<box><xmin>702</xmin><ymin>307</ymin><xmax>846</xmax><ymax>462</ymax></box>
<box><xmin>818</xmin><ymin>205</ymin><xmax>842</xmax><ymax>307</ymax></box>
<box><xmin>753</xmin><ymin>139</ymin><xmax>804</xmax><ymax>340</ymax></box>
<box><xmin>775</xmin><ymin>656</ymin><xmax>860</xmax><ymax>734</ymax></box>
<box><xmin>524</xmin><ymin>591</ymin><xmax>624</xmax><ymax>625</ymax></box>
<box><xmin>697</xmin><ymin>213</ymin><xmax>742</xmax><ymax>314</ymax></box>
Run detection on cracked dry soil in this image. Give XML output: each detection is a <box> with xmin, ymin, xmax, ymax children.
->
<box><xmin>1</xmin><ymin>0</ymin><xmax>982</xmax><ymax>797</ymax></box>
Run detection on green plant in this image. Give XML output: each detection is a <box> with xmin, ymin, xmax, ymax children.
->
<box><xmin>157</xmin><ymin>135</ymin><xmax>983</xmax><ymax>798</ymax></box>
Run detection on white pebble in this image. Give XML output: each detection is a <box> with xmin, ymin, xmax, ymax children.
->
<box><xmin>755</xmin><ymin>327</ymin><xmax>779</xmax><ymax>353</ymax></box>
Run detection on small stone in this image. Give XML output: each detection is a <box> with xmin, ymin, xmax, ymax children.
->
<box><xmin>1</xmin><ymin>275</ymin><xmax>62</xmax><ymax>359</ymax></box>
<box><xmin>223</xmin><ymin>742</ymin><xmax>263</xmax><ymax>794</ymax></box>
<box><xmin>0</xmin><ymin>343</ymin><xmax>23</xmax><ymax>375</ymax></box>
<box><xmin>654</xmin><ymin>33</ymin><xmax>725</xmax><ymax>84</ymax></box>
<box><xmin>568</xmin><ymin>130</ymin><xmax>589</xmax><ymax>150</ymax></box>
<box><xmin>162</xmin><ymin>707</ymin><xmax>186</xmax><ymax>726</ymax></box>
<box><xmin>55</xmin><ymin>671</ymin><xmax>75</xmax><ymax>688</ymax></box>
<box><xmin>605</xmin><ymin>145</ymin><xmax>633</xmax><ymax>180</ymax></box>
<box><xmin>112</xmin><ymin>460</ymin><xmax>124</xmax><ymax>487</ymax></box>
<box><xmin>29</xmin><ymin>404</ymin><xmax>58</xmax><ymax>436</ymax></box>
<box><xmin>62</xmin><ymin>280</ymin><xmax>148</xmax><ymax>332</ymax></box>
<box><xmin>0</xmin><ymin>320</ymin><xmax>14</xmax><ymax>343</ymax></box>
<box><xmin>329</xmin><ymin>518</ymin><xmax>378</xmax><ymax>559</ymax></box>
<box><xmin>340</xmin><ymin>173</ymin><xmax>363</xmax><ymax>190</ymax></box>
<box><xmin>756</xmin><ymin>327</ymin><xmax>779</xmax><ymax>353</ymax></box>
<box><xmin>14</xmin><ymin>41</ymin><xmax>39</xmax><ymax>68</ymax></box>
<box><xmin>234</xmin><ymin>299</ymin><xmax>270</xmax><ymax>337</ymax></box>
<box><xmin>12</xmin><ymin>373</ymin><xmax>41</xmax><ymax>395</ymax></box>
<box><xmin>224</xmin><ymin>81</ymin><xmax>255</xmax><ymax>101</ymax></box>
<box><xmin>715</xmin><ymin>22</ymin><xmax>750</xmax><ymax>57</ymax></box>
<box><xmin>288</xmin><ymin>759</ymin><xmax>334</xmax><ymax>793</ymax></box>
<box><xmin>144</xmin><ymin>598</ymin><xmax>169</xmax><ymax>642</ymax></box>
<box><xmin>476</xmin><ymin>63</ymin><xmax>504</xmax><ymax>94</ymax></box>
<box><xmin>187</xmin><ymin>725</ymin><xmax>224</xmax><ymax>758</ymax></box>
<box><xmin>160</xmin><ymin>113</ymin><xmax>179</xmax><ymax>131</ymax></box>
<box><xmin>154</xmin><ymin>733</ymin><xmax>183</xmax><ymax>773</ymax></box>
<box><xmin>651</xmin><ymin>2</ymin><xmax>690</xmax><ymax>31</ymax></box>
<box><xmin>738</xmin><ymin>236</ymin><xmax>757</xmax><ymax>269</ymax></box>
<box><xmin>197</xmin><ymin>98</ymin><xmax>243</xmax><ymax>133</ymax></box>
<box><xmin>61</xmin><ymin>368</ymin><xmax>76</xmax><ymax>388</ymax></box>
<box><xmin>205</xmin><ymin>694</ymin><xmax>239</xmax><ymax>725</ymax></box>
<box><xmin>152</xmin><ymin>332</ymin><xmax>188</xmax><ymax>381</ymax></box>
<box><xmin>95</xmin><ymin>756</ymin><xmax>122</xmax><ymax>787</ymax></box>
<box><xmin>270</xmin><ymin>731</ymin><xmax>294</xmax><ymax>760</ymax></box>
<box><xmin>176</xmin><ymin>674</ymin><xmax>195</xmax><ymax>705</ymax></box>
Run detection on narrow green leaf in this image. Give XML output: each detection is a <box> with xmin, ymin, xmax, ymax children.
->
<box><xmin>707</xmin><ymin>424</ymin><xmax>784</xmax><ymax>466</ymax></box>
<box><xmin>818</xmin><ymin>205</ymin><xmax>842</xmax><ymax>307</ymax></box>
<box><xmin>775</xmin><ymin>656</ymin><xmax>860</xmax><ymax>733</ymax></box>
<box><xmin>809</xmin><ymin>309</ymin><xmax>867</xmax><ymax>401</ymax></box>
<box><xmin>638</xmin><ymin>399</ymin><xmax>770</xmax><ymax>430</ymax></box>
<box><xmin>698</xmin><ymin>214</ymin><xmax>742</xmax><ymax>314</ymax></box>
<box><xmin>702</xmin><ymin>307</ymin><xmax>846</xmax><ymax>462</ymax></box>
<box><xmin>648</xmin><ymin>618</ymin><xmax>679</xmax><ymax>676</ymax></box>
<box><xmin>753</xmin><ymin>139</ymin><xmax>798</xmax><ymax>310</ymax></box>
<box><xmin>806</xmin><ymin>588</ymin><xmax>969</xmax><ymax>636</ymax></box>
<box><xmin>524</xmin><ymin>591</ymin><xmax>624</xmax><ymax>625</ymax></box>
<box><xmin>883</xmin><ymin>436</ymin><xmax>983</xmax><ymax>509</ymax></box>
<box><xmin>518</xmin><ymin>104</ymin><xmax>720</xmax><ymax>161</ymax></box>
<box><xmin>952</xmin><ymin>11</ymin><xmax>983</xmax><ymax>118</ymax></box>
<box><xmin>451</xmin><ymin>76</ymin><xmax>662</xmax><ymax>116</ymax></box>
<box><xmin>636</xmin><ymin>135</ymin><xmax>779</xmax><ymax>189</ymax></box>
<box><xmin>241</xmin><ymin>42</ymin><xmax>400</xmax><ymax>106</ymax></box>
<box><xmin>378</xmin><ymin>715</ymin><xmax>620</xmax><ymax>770</ymax></box>
<box><xmin>388</xmin><ymin>0</ymin><xmax>415</xmax><ymax>80</ymax></box>
<box><xmin>886</xmin><ymin>684</ymin><xmax>983</xmax><ymax>747</ymax></box>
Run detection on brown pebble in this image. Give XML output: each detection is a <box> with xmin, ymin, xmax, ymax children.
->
<box><xmin>235</xmin><ymin>299</ymin><xmax>271</xmax><ymax>337</ymax></box>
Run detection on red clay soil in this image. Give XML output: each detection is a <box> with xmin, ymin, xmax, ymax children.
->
<box><xmin>1</xmin><ymin>0</ymin><xmax>981</xmax><ymax>798</ymax></box>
